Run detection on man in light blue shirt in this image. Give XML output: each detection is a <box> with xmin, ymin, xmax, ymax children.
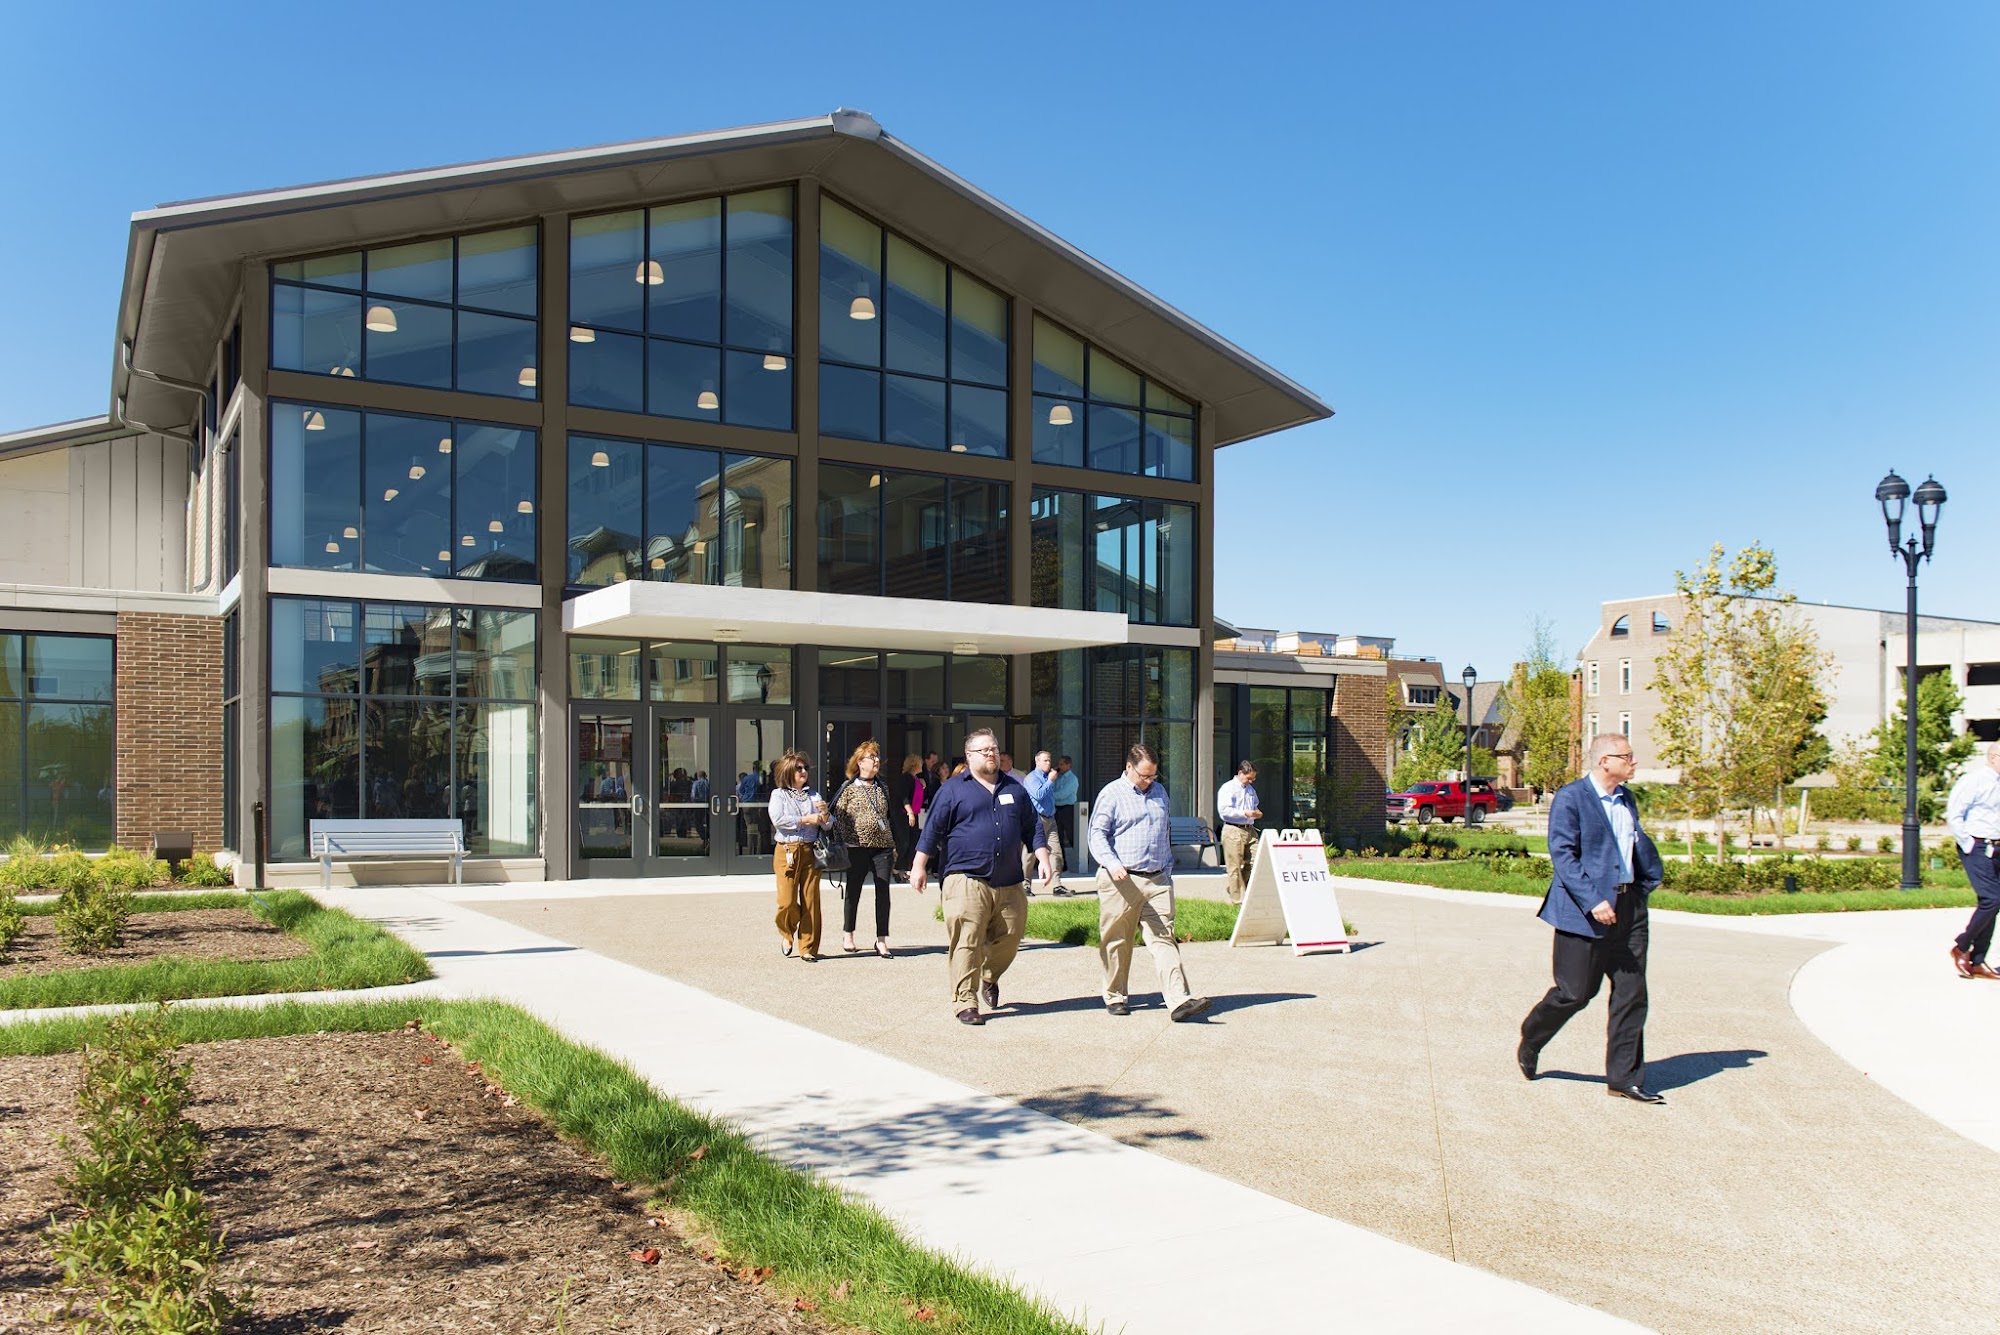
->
<box><xmin>1021</xmin><ymin>751</ymin><xmax>1070</xmax><ymax>894</ymax></box>
<box><xmin>1051</xmin><ymin>755</ymin><xmax>1080</xmax><ymax>857</ymax></box>
<box><xmin>1216</xmin><ymin>760</ymin><xmax>1262</xmax><ymax>905</ymax></box>
<box><xmin>1089</xmin><ymin>742</ymin><xmax>1209</xmax><ymax>1021</ymax></box>
<box><xmin>1945</xmin><ymin>742</ymin><xmax>2000</xmax><ymax>980</ymax></box>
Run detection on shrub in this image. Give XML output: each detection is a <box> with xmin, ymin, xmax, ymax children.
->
<box><xmin>55</xmin><ymin>878</ymin><xmax>132</xmax><ymax>955</ymax></box>
<box><xmin>46</xmin><ymin>850</ymin><xmax>100</xmax><ymax>896</ymax></box>
<box><xmin>1359</xmin><ymin>847</ymin><xmax>1380</xmax><ymax>859</ymax></box>
<box><xmin>1846</xmin><ymin>835</ymin><xmax>1862</xmax><ymax>852</ymax></box>
<box><xmin>58</xmin><ymin>1010</ymin><xmax>204</xmax><ymax>1206</ymax></box>
<box><xmin>174</xmin><ymin>854</ymin><xmax>232</xmax><ymax>888</ymax></box>
<box><xmin>0</xmin><ymin>884</ymin><xmax>22</xmax><ymax>963</ymax></box>
<box><xmin>96</xmin><ymin>848</ymin><xmax>170</xmax><ymax>891</ymax></box>
<box><xmin>1877</xmin><ymin>835</ymin><xmax>1896</xmax><ymax>854</ymax></box>
<box><xmin>0</xmin><ymin>833</ymin><xmax>46</xmax><ymax>891</ymax></box>
<box><xmin>52</xmin><ymin>1188</ymin><xmax>242</xmax><ymax>1334</ymax></box>
<box><xmin>1814</xmin><ymin>834</ymin><xmax>1830</xmax><ymax>851</ymax></box>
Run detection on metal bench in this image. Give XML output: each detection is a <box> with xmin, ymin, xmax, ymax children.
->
<box><xmin>1169</xmin><ymin>816</ymin><xmax>1221</xmax><ymax>869</ymax></box>
<box><xmin>309</xmin><ymin>818</ymin><xmax>466</xmax><ymax>889</ymax></box>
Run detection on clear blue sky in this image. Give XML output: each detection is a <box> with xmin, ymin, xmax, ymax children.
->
<box><xmin>4</xmin><ymin>2</ymin><xmax>1995</xmax><ymax>673</ymax></box>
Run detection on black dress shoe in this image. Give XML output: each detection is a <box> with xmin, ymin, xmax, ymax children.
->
<box><xmin>1608</xmin><ymin>1084</ymin><xmax>1665</xmax><ymax>1104</ymax></box>
<box><xmin>981</xmin><ymin>980</ymin><xmax>1000</xmax><ymax>1009</ymax></box>
<box><xmin>1517</xmin><ymin>1047</ymin><xmax>1538</xmax><ymax>1081</ymax></box>
<box><xmin>1106</xmin><ymin>1001</ymin><xmax>1130</xmax><ymax>1016</ymax></box>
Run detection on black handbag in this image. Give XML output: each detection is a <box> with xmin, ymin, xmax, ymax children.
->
<box><xmin>815</xmin><ymin>782</ymin><xmax>851</xmax><ymax>872</ymax></box>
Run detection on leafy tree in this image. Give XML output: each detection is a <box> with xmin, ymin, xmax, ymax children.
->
<box><xmin>1498</xmin><ymin>618</ymin><xmax>1577</xmax><ymax>797</ymax></box>
<box><xmin>1869</xmin><ymin>669</ymin><xmax>1974</xmax><ymax>820</ymax></box>
<box><xmin>1652</xmin><ymin>542</ymin><xmax>1831</xmax><ymax>850</ymax></box>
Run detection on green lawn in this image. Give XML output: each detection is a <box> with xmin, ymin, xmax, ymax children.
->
<box><xmin>1021</xmin><ymin>896</ymin><xmax>1242</xmax><ymax>946</ymax></box>
<box><xmin>1329</xmin><ymin>859</ymin><xmax>1976</xmax><ymax>914</ymax></box>
<box><xmin>0</xmin><ymin>890</ymin><xmax>432</xmax><ymax>1009</ymax></box>
<box><xmin>0</xmin><ymin>1000</ymin><xmax>1086</xmax><ymax>1335</ymax></box>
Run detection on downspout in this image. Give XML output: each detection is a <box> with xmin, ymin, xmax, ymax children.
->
<box><xmin>118</xmin><ymin>340</ymin><xmax>215</xmax><ymax>591</ymax></box>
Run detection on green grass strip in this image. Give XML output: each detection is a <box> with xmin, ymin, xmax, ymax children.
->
<box><xmin>0</xmin><ymin>1000</ymin><xmax>1088</xmax><ymax>1335</ymax></box>
<box><xmin>1022</xmin><ymin>896</ymin><xmax>1240</xmax><ymax>946</ymax></box>
<box><xmin>1330</xmin><ymin>860</ymin><xmax>1976</xmax><ymax>913</ymax></box>
<box><xmin>0</xmin><ymin>891</ymin><xmax>432</xmax><ymax>1010</ymax></box>
<box><xmin>15</xmin><ymin>891</ymin><xmax>254</xmax><ymax>917</ymax></box>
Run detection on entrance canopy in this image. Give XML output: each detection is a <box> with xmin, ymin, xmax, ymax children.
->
<box><xmin>564</xmin><ymin>582</ymin><xmax>1128</xmax><ymax>656</ymax></box>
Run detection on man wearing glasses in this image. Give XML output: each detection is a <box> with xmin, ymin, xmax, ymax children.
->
<box><xmin>911</xmin><ymin>727</ymin><xmax>1052</xmax><ymax>1026</ymax></box>
<box><xmin>1088</xmin><ymin>742</ymin><xmax>1211</xmax><ymax>1021</ymax></box>
<box><xmin>1518</xmin><ymin>733</ymin><xmax>1666</xmax><ymax>1104</ymax></box>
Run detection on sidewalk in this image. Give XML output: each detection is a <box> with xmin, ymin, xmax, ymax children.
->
<box><xmin>309</xmin><ymin>884</ymin><xmax>1634</xmax><ymax>1335</ymax></box>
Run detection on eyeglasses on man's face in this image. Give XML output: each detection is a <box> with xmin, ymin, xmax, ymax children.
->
<box><xmin>966</xmin><ymin>746</ymin><xmax>998</xmax><ymax>756</ymax></box>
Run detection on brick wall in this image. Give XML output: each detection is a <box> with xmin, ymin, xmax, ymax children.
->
<box><xmin>114</xmin><ymin>612</ymin><xmax>223</xmax><ymax>854</ymax></box>
<box><xmin>1327</xmin><ymin>671</ymin><xmax>1389</xmax><ymax>845</ymax></box>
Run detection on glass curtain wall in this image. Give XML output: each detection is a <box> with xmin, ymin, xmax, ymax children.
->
<box><xmin>816</xmin><ymin>465</ymin><xmax>1007</xmax><ymax>602</ymax></box>
<box><xmin>567</xmin><ymin>436</ymin><xmax>793</xmax><ymax>588</ymax></box>
<box><xmin>269</xmin><ymin>598</ymin><xmax>538</xmax><ymax>859</ymax></box>
<box><xmin>1219</xmin><ymin>683</ymin><xmax>1332</xmax><ymax>830</ymax></box>
<box><xmin>269</xmin><ymin>403</ymin><xmax>537</xmax><ymax>581</ymax></box>
<box><xmin>1028</xmin><ymin>487</ymin><xmax>1195</xmax><ymax>626</ymax></box>
<box><xmin>818</xmin><ymin>197</ymin><xmax>1009</xmax><ymax>455</ymax></box>
<box><xmin>0</xmin><ymin>634</ymin><xmax>115</xmax><ymax>847</ymax></box>
<box><xmin>1030</xmin><ymin>645</ymin><xmax>1197</xmax><ymax>815</ymax></box>
<box><xmin>272</xmin><ymin>227</ymin><xmax>539</xmax><ymax>398</ymax></box>
<box><xmin>569</xmin><ymin>189</ymin><xmax>794</xmax><ymax>429</ymax></box>
<box><xmin>1031</xmin><ymin>316</ymin><xmax>1196</xmax><ymax>480</ymax></box>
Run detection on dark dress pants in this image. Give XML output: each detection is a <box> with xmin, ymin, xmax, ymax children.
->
<box><xmin>1520</xmin><ymin>892</ymin><xmax>1650</xmax><ymax>1088</ymax></box>
<box><xmin>843</xmin><ymin>847</ymin><xmax>894</xmax><ymax>937</ymax></box>
<box><xmin>1957</xmin><ymin>842</ymin><xmax>2000</xmax><ymax>964</ymax></box>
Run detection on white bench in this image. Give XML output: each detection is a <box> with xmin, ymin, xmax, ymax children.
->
<box><xmin>309</xmin><ymin>818</ymin><xmax>466</xmax><ymax>889</ymax></box>
<box><xmin>1169</xmin><ymin>816</ymin><xmax>1221</xmax><ymax>869</ymax></box>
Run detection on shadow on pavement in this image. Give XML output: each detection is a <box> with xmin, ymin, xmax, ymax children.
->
<box><xmin>1020</xmin><ymin>1085</ymin><xmax>1207</xmax><ymax>1144</ymax></box>
<box><xmin>1647</xmin><ymin>1048</ymin><xmax>1769</xmax><ymax>1091</ymax></box>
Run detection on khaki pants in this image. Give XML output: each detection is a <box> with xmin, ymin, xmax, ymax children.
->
<box><xmin>1221</xmin><ymin>824</ymin><xmax>1257</xmax><ymax>905</ymax></box>
<box><xmin>1096</xmin><ymin>869</ymin><xmax>1193</xmax><ymax>1010</ymax></box>
<box><xmin>943</xmin><ymin>873</ymin><xmax>1027</xmax><ymax>1010</ymax></box>
<box><xmin>773</xmin><ymin>843</ymin><xmax>823</xmax><ymax>956</ymax></box>
<box><xmin>1023</xmin><ymin>814</ymin><xmax>1065</xmax><ymax>886</ymax></box>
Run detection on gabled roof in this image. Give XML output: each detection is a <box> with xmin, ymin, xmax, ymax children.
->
<box><xmin>115</xmin><ymin>110</ymin><xmax>1332</xmax><ymax>445</ymax></box>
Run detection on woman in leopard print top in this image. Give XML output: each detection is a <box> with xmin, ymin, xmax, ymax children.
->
<box><xmin>834</xmin><ymin>740</ymin><xmax>898</xmax><ymax>956</ymax></box>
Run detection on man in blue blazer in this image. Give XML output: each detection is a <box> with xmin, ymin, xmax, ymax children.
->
<box><xmin>1518</xmin><ymin>734</ymin><xmax>1668</xmax><ymax>1103</ymax></box>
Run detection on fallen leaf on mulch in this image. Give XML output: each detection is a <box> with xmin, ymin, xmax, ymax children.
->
<box><xmin>632</xmin><ymin>1248</ymin><xmax>662</xmax><ymax>1266</ymax></box>
<box><xmin>793</xmin><ymin>1297</ymin><xmax>818</xmax><ymax>1312</ymax></box>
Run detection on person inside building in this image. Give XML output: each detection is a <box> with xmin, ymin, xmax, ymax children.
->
<box><xmin>890</xmin><ymin>753</ymin><xmax>925</xmax><ymax>882</ymax></box>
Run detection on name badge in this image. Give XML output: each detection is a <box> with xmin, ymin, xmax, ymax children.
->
<box><xmin>999</xmin><ymin>793</ymin><xmax>1015</xmax><ymax>804</ymax></box>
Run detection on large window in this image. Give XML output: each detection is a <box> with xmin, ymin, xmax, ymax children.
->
<box><xmin>567</xmin><ymin>436</ymin><xmax>792</xmax><ymax>588</ymax></box>
<box><xmin>819</xmin><ymin>198</ymin><xmax>1009</xmax><ymax>455</ymax></box>
<box><xmin>1032</xmin><ymin>316</ymin><xmax>1195</xmax><ymax>481</ymax></box>
<box><xmin>816</xmin><ymin>649</ymin><xmax>1007</xmax><ymax>711</ymax></box>
<box><xmin>272</xmin><ymin>227</ymin><xmax>539</xmax><ymax>398</ymax></box>
<box><xmin>270</xmin><ymin>403</ymin><xmax>537</xmax><ymax>582</ymax></box>
<box><xmin>1031</xmin><ymin>645</ymin><xmax>1197</xmax><ymax>815</ymax></box>
<box><xmin>269</xmin><ymin>599</ymin><xmax>538</xmax><ymax>859</ymax></box>
<box><xmin>1029</xmin><ymin>487</ymin><xmax>1195</xmax><ymax>626</ymax></box>
<box><xmin>0</xmin><ymin>633</ymin><xmax>115</xmax><ymax>848</ymax></box>
<box><xmin>569</xmin><ymin>189</ymin><xmax>794</xmax><ymax>430</ymax></box>
<box><xmin>816</xmin><ymin>464</ymin><xmax>1007</xmax><ymax>603</ymax></box>
<box><xmin>1228</xmin><ymin>684</ymin><xmax>1330</xmax><ymax>829</ymax></box>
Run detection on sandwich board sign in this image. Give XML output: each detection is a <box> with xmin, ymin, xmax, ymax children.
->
<box><xmin>1228</xmin><ymin>828</ymin><xmax>1350</xmax><ymax>955</ymax></box>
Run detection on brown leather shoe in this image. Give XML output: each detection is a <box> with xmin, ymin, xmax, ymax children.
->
<box><xmin>1969</xmin><ymin>962</ymin><xmax>2000</xmax><ymax>981</ymax></box>
<box><xmin>1952</xmin><ymin>945</ymin><xmax>1975</xmax><ymax>978</ymax></box>
<box><xmin>956</xmin><ymin>1007</ymin><xmax>984</xmax><ymax>1026</ymax></box>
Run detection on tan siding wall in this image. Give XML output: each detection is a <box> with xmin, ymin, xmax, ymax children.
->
<box><xmin>0</xmin><ymin>451</ymin><xmax>75</xmax><ymax>584</ymax></box>
<box><xmin>6</xmin><ymin>434</ymin><xmax>196</xmax><ymax>594</ymax></box>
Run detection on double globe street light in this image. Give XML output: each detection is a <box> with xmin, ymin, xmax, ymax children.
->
<box><xmin>1875</xmin><ymin>470</ymin><xmax>1947</xmax><ymax>891</ymax></box>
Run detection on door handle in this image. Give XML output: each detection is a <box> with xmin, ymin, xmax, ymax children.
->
<box><xmin>631</xmin><ymin>792</ymin><xmax>645</xmax><ymax>817</ymax></box>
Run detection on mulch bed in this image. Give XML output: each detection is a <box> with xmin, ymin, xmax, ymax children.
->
<box><xmin>0</xmin><ymin>910</ymin><xmax>313</xmax><ymax>980</ymax></box>
<box><xmin>0</xmin><ymin>1030</ymin><xmax>832</xmax><ymax>1333</ymax></box>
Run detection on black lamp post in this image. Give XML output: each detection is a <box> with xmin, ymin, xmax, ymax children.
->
<box><xmin>1461</xmin><ymin>664</ymin><xmax>1478</xmax><ymax>802</ymax></box>
<box><xmin>1876</xmin><ymin>470</ymin><xmax>1947</xmax><ymax>891</ymax></box>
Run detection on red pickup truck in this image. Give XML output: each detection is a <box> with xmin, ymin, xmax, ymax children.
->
<box><xmin>1385</xmin><ymin>780</ymin><xmax>1498</xmax><ymax>826</ymax></box>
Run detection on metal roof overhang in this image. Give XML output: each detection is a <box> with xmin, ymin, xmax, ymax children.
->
<box><xmin>564</xmin><ymin>582</ymin><xmax>1130</xmax><ymax>657</ymax></box>
<box><xmin>114</xmin><ymin>111</ymin><xmax>1331</xmax><ymax>444</ymax></box>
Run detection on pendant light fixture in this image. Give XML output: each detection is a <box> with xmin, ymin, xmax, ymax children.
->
<box><xmin>365</xmin><ymin>305</ymin><xmax>398</xmax><ymax>333</ymax></box>
<box><xmin>408</xmin><ymin>460</ymin><xmax>426</xmax><ymax>481</ymax></box>
<box><xmin>437</xmin><ymin>549</ymin><xmax>451</xmax><ymax>562</ymax></box>
<box><xmin>1048</xmin><ymin>403</ymin><xmax>1074</xmax><ymax>426</ymax></box>
<box><xmin>949</xmin><ymin>442</ymin><xmax>968</xmax><ymax>453</ymax></box>
<box><xmin>518</xmin><ymin>366</ymin><xmax>537</xmax><ymax>388</ymax></box>
<box><xmin>637</xmin><ymin>260</ymin><xmax>664</xmax><ymax>285</ymax></box>
<box><xmin>383</xmin><ymin>487</ymin><xmax>399</xmax><ymax>502</ymax></box>
<box><xmin>437</xmin><ymin>436</ymin><xmax>452</xmax><ymax>455</ymax></box>
<box><xmin>613</xmin><ymin>570</ymin><xmax>629</xmax><ymax>582</ymax></box>
<box><xmin>488</xmin><ymin>518</ymin><xmax>504</xmax><ymax>533</ymax></box>
<box><xmin>517</xmin><ymin>499</ymin><xmax>534</xmax><ymax>514</ymax></box>
<box><xmin>570</xmin><ymin>326</ymin><xmax>596</xmax><ymax>343</ymax></box>
<box><xmin>590</xmin><ymin>449</ymin><xmax>611</xmax><ymax>468</ymax></box>
<box><xmin>303</xmin><ymin>410</ymin><xmax>326</xmax><ymax>431</ymax></box>
<box><xmin>868</xmin><ymin>473</ymin><xmax>881</xmax><ymax>488</ymax></box>
<box><xmin>324</xmin><ymin>540</ymin><xmax>340</xmax><ymax>553</ymax></box>
<box><xmin>763</xmin><ymin>353</ymin><xmax>787</xmax><ymax>371</ymax></box>
<box><xmin>849</xmin><ymin>293</ymin><xmax>876</xmax><ymax>320</ymax></box>
<box><xmin>696</xmin><ymin>385</ymin><xmax>719</xmax><ymax>411</ymax></box>
<box><xmin>461</xmin><ymin>534</ymin><xmax>475</xmax><ymax>547</ymax></box>
<box><xmin>649</xmin><ymin>556</ymin><xmax>666</xmax><ymax>570</ymax></box>
<box><xmin>342</xmin><ymin>526</ymin><xmax>358</xmax><ymax>539</ymax></box>
<box><xmin>329</xmin><ymin>365</ymin><xmax>356</xmax><ymax>378</ymax></box>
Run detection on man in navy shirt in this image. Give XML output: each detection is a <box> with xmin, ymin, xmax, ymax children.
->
<box><xmin>912</xmin><ymin>727</ymin><xmax>1052</xmax><ymax>1026</ymax></box>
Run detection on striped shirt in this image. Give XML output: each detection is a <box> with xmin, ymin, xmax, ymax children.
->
<box><xmin>1088</xmin><ymin>776</ymin><xmax>1173</xmax><ymax>877</ymax></box>
<box><xmin>769</xmin><ymin>785</ymin><xmax>823</xmax><ymax>844</ymax></box>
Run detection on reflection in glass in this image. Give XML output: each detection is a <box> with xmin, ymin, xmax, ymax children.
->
<box><xmin>647</xmin><ymin>642</ymin><xmax>719</xmax><ymax>702</ymax></box>
<box><xmin>457</xmin><ymin>226</ymin><xmax>538</xmax><ymax>315</ymax></box>
<box><xmin>362</xmin><ymin>604</ymin><xmax>453</xmax><ymax>697</ymax></box>
<box><xmin>723</xmin><ymin>348</ymin><xmax>790</xmax><ymax>430</ymax></box>
<box><xmin>646</xmin><ymin>339</ymin><xmax>722</xmax><ymax>421</ymax></box>
<box><xmin>645</xmin><ymin>443</ymin><xmax>720</xmax><ymax>584</ymax></box>
<box><xmin>724</xmin><ymin>453</ymin><xmax>790</xmax><ymax>588</ymax></box>
<box><xmin>272</xmin><ymin>285</ymin><xmax>360</xmax><ymax>376</ymax></box>
<box><xmin>367</xmin><ymin>238</ymin><xmax>453</xmax><ymax>302</ymax></box>
<box><xmin>884</xmin><ymin>374</ymin><xmax>946</xmax><ymax>450</ymax></box>
<box><xmin>568</xmin><ymin>436</ymin><xmax>642</xmax><ymax>584</ymax></box>
<box><xmin>885</xmin><ymin>236</ymin><xmax>947</xmax><ymax>377</ymax></box>
<box><xmin>270</xmin><ymin>405</ymin><xmax>360</xmax><ymax>570</ymax></box>
<box><xmin>457</xmin><ymin>311</ymin><xmax>538</xmax><ymax>399</ymax></box>
<box><xmin>648</xmin><ymin>199</ymin><xmax>723</xmax><ymax>343</ymax></box>
<box><xmin>727</xmin><ymin>645</ymin><xmax>793</xmax><ymax>705</ymax></box>
<box><xmin>820</xmin><ymin>198</ymin><xmax>882</xmax><ymax>366</ymax></box>
<box><xmin>1088</xmin><ymin>403</ymin><xmax>1142</xmax><ymax>474</ymax></box>
<box><xmin>364</xmin><ymin>699</ymin><xmax>452</xmax><ymax>817</ymax></box>
<box><xmin>363</xmin><ymin>412</ymin><xmax>450</xmax><ymax>575</ymax></box>
<box><xmin>0</xmin><ymin>635</ymin><xmax>20</xmax><ymax>698</ymax></box>
<box><xmin>654</xmin><ymin>714</ymin><xmax>712</xmax><ymax>857</ymax></box>
<box><xmin>819</xmin><ymin>364</ymin><xmax>880</xmax><ymax>441</ymax></box>
<box><xmin>570</xmin><ymin>211</ymin><xmax>646</xmax><ymax>332</ymax></box>
<box><xmin>453</xmin><ymin>424</ymin><xmax>537</xmax><ymax>580</ymax></box>
<box><xmin>819</xmin><ymin>648</ymin><xmax>879</xmax><ymax>707</ymax></box>
<box><xmin>950</xmin><ymin>480</ymin><xmax>1008</xmax><ymax>605</ymax></box>
<box><xmin>459</xmin><ymin>700</ymin><xmax>537</xmax><ymax>854</ymax></box>
<box><xmin>882</xmin><ymin>473</ymin><xmax>948</xmax><ymax>601</ymax></box>
<box><xmin>950</xmin><ymin>273</ymin><xmax>1007</xmax><ymax>387</ymax></box>
<box><xmin>271</xmin><ymin>599</ymin><xmax>359</xmax><ymax>696</ymax></box>
<box><xmin>24</xmin><ymin>703</ymin><xmax>113</xmax><ymax>846</ymax></box>
<box><xmin>1145</xmin><ymin>412</ymin><xmax>1196</xmax><ymax>481</ymax></box>
<box><xmin>885</xmin><ymin>653</ymin><xmax>944</xmax><ymax>710</ymax></box>
<box><xmin>570</xmin><ymin>327</ymin><xmax>645</xmax><ymax>412</ymax></box>
<box><xmin>724</xmin><ymin>188</ymin><xmax>793</xmax><ymax>353</ymax></box>
<box><xmin>951</xmin><ymin>384</ymin><xmax>1007</xmax><ymax>457</ymax></box>
<box><xmin>26</xmin><ymin>636</ymin><xmax>113</xmax><ymax>702</ymax></box>
<box><xmin>815</xmin><ymin>464</ymin><xmax>879</xmax><ymax>596</ymax></box>
<box><xmin>575</xmin><ymin>712</ymin><xmax>635</xmax><ymax>859</ymax></box>
<box><xmin>1033</xmin><ymin>316</ymin><xmax>1086</xmax><ymax>397</ymax></box>
<box><xmin>568</xmin><ymin>639</ymin><xmax>643</xmax><ymax>700</ymax></box>
<box><xmin>1033</xmin><ymin>395</ymin><xmax>1084</xmax><ymax>467</ymax></box>
<box><xmin>271</xmin><ymin>695</ymin><xmax>358</xmax><ymax>858</ymax></box>
<box><xmin>364</xmin><ymin>299</ymin><xmax>452</xmax><ymax>388</ymax></box>
<box><xmin>951</xmin><ymin>655</ymin><xmax>1008</xmax><ymax>711</ymax></box>
<box><xmin>462</xmin><ymin>609</ymin><xmax>537</xmax><ymax>700</ymax></box>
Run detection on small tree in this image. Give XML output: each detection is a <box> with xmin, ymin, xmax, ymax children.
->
<box><xmin>1392</xmin><ymin>705</ymin><xmax>1470</xmax><ymax>791</ymax></box>
<box><xmin>1499</xmin><ymin>618</ymin><xmax>1578</xmax><ymax>798</ymax></box>
<box><xmin>1869</xmin><ymin>669</ymin><xmax>1974</xmax><ymax>821</ymax></box>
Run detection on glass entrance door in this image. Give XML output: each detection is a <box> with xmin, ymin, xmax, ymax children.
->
<box><xmin>650</xmin><ymin>713</ymin><xmax>714</xmax><ymax>867</ymax></box>
<box><xmin>574</xmin><ymin>710</ymin><xmax>640</xmax><ymax>873</ymax></box>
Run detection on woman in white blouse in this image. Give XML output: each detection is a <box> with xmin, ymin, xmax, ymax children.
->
<box><xmin>768</xmin><ymin>748</ymin><xmax>830</xmax><ymax>962</ymax></box>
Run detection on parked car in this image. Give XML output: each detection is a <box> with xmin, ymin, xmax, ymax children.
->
<box><xmin>1472</xmin><ymin>778</ymin><xmax>1516</xmax><ymax>812</ymax></box>
<box><xmin>1385</xmin><ymin>780</ymin><xmax>1499</xmax><ymax>826</ymax></box>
